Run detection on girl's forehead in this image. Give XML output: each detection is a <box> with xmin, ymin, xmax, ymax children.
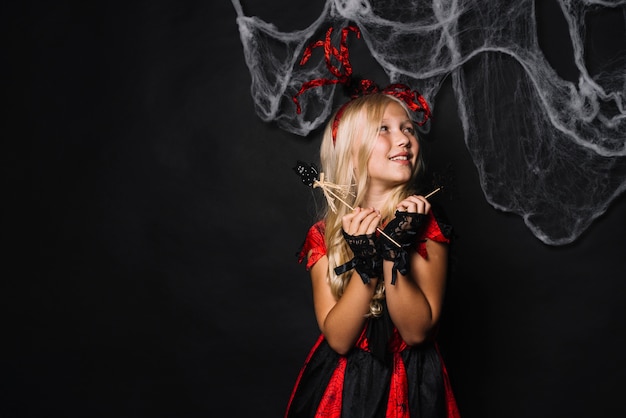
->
<box><xmin>381</xmin><ymin>102</ymin><xmax>412</xmax><ymax>121</ymax></box>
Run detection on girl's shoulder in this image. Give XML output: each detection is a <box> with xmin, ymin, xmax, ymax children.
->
<box><xmin>297</xmin><ymin>220</ymin><xmax>326</xmax><ymax>270</ymax></box>
<box><xmin>423</xmin><ymin>209</ymin><xmax>452</xmax><ymax>243</ymax></box>
<box><xmin>415</xmin><ymin>209</ymin><xmax>453</xmax><ymax>259</ymax></box>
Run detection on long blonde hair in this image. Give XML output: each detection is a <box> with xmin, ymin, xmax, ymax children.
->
<box><xmin>319</xmin><ymin>93</ymin><xmax>424</xmax><ymax>316</ymax></box>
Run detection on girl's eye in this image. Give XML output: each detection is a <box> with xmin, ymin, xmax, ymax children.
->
<box><xmin>403</xmin><ymin>126</ymin><xmax>415</xmax><ymax>135</ymax></box>
<box><xmin>379</xmin><ymin>125</ymin><xmax>389</xmax><ymax>132</ymax></box>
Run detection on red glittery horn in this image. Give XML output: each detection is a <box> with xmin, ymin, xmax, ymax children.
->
<box><xmin>292</xmin><ymin>24</ymin><xmax>431</xmax><ymax>143</ymax></box>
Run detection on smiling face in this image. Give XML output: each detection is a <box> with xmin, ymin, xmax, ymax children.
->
<box><xmin>364</xmin><ymin>100</ymin><xmax>420</xmax><ymax>191</ymax></box>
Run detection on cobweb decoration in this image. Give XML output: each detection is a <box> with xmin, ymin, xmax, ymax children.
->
<box><xmin>232</xmin><ymin>0</ymin><xmax>626</xmax><ymax>245</ymax></box>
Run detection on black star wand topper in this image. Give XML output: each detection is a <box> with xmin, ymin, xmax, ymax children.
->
<box><xmin>293</xmin><ymin>161</ymin><xmax>443</xmax><ymax>248</ymax></box>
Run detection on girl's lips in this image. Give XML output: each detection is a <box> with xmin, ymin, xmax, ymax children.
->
<box><xmin>389</xmin><ymin>153</ymin><xmax>411</xmax><ymax>161</ymax></box>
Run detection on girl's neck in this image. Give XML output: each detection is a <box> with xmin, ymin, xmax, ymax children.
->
<box><xmin>362</xmin><ymin>188</ymin><xmax>393</xmax><ymax>211</ymax></box>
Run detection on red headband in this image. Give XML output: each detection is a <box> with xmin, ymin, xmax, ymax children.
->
<box><xmin>292</xmin><ymin>25</ymin><xmax>431</xmax><ymax>143</ymax></box>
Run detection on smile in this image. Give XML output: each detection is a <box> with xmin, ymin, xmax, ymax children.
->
<box><xmin>389</xmin><ymin>155</ymin><xmax>410</xmax><ymax>161</ymax></box>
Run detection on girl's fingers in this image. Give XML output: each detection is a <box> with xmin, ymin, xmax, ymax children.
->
<box><xmin>341</xmin><ymin>208</ymin><xmax>358</xmax><ymax>232</ymax></box>
<box><xmin>397</xmin><ymin>195</ymin><xmax>431</xmax><ymax>214</ymax></box>
<box><xmin>360</xmin><ymin>210</ymin><xmax>381</xmax><ymax>235</ymax></box>
<box><xmin>342</xmin><ymin>207</ymin><xmax>380</xmax><ymax>235</ymax></box>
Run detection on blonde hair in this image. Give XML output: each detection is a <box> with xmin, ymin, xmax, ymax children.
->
<box><xmin>319</xmin><ymin>93</ymin><xmax>424</xmax><ymax>316</ymax></box>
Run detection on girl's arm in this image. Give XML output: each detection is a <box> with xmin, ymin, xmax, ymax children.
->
<box><xmin>310</xmin><ymin>256</ymin><xmax>378</xmax><ymax>355</ymax></box>
<box><xmin>310</xmin><ymin>207</ymin><xmax>382</xmax><ymax>355</ymax></box>
<box><xmin>384</xmin><ymin>238</ymin><xmax>448</xmax><ymax>345</ymax></box>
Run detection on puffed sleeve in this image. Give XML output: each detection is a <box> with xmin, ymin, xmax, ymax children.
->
<box><xmin>416</xmin><ymin>210</ymin><xmax>453</xmax><ymax>259</ymax></box>
<box><xmin>296</xmin><ymin>221</ymin><xmax>327</xmax><ymax>271</ymax></box>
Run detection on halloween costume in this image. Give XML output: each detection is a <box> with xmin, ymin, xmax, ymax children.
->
<box><xmin>286</xmin><ymin>211</ymin><xmax>460</xmax><ymax>418</ymax></box>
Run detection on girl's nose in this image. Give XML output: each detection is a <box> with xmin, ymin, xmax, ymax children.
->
<box><xmin>395</xmin><ymin>131</ymin><xmax>410</xmax><ymax>147</ymax></box>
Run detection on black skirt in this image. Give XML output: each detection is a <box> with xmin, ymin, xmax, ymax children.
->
<box><xmin>284</xmin><ymin>316</ymin><xmax>454</xmax><ymax>418</ymax></box>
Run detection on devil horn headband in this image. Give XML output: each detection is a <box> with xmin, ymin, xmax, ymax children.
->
<box><xmin>292</xmin><ymin>25</ymin><xmax>431</xmax><ymax>142</ymax></box>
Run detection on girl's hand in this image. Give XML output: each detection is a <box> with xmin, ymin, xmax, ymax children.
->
<box><xmin>341</xmin><ymin>207</ymin><xmax>381</xmax><ymax>236</ymax></box>
<box><xmin>337</xmin><ymin>207</ymin><xmax>383</xmax><ymax>284</ymax></box>
<box><xmin>396</xmin><ymin>195</ymin><xmax>431</xmax><ymax>214</ymax></box>
<box><xmin>382</xmin><ymin>197</ymin><xmax>430</xmax><ymax>284</ymax></box>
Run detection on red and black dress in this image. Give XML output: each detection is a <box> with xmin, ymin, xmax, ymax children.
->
<box><xmin>285</xmin><ymin>211</ymin><xmax>460</xmax><ymax>418</ymax></box>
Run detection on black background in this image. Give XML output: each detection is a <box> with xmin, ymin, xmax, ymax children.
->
<box><xmin>4</xmin><ymin>1</ymin><xmax>626</xmax><ymax>417</ymax></box>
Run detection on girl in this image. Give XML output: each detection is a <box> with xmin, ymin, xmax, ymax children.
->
<box><xmin>286</xmin><ymin>92</ymin><xmax>459</xmax><ymax>418</ymax></box>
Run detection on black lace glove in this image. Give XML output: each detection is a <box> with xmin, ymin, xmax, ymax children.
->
<box><xmin>379</xmin><ymin>211</ymin><xmax>427</xmax><ymax>284</ymax></box>
<box><xmin>334</xmin><ymin>231</ymin><xmax>382</xmax><ymax>284</ymax></box>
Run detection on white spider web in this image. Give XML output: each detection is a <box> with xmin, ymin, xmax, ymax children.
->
<box><xmin>232</xmin><ymin>0</ymin><xmax>626</xmax><ymax>245</ymax></box>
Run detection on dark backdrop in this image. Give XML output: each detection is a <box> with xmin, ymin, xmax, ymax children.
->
<box><xmin>4</xmin><ymin>1</ymin><xmax>626</xmax><ymax>418</ymax></box>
